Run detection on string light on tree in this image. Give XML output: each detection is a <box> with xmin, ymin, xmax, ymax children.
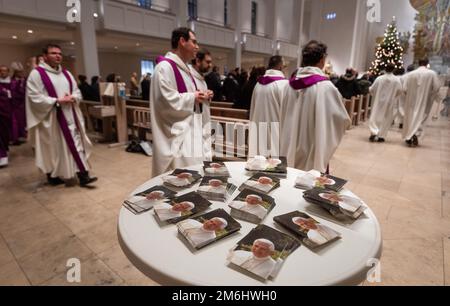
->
<box><xmin>370</xmin><ymin>17</ymin><xmax>405</xmax><ymax>75</ymax></box>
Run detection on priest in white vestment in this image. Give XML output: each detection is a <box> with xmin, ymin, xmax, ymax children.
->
<box><xmin>280</xmin><ymin>41</ymin><xmax>351</xmax><ymax>172</ymax></box>
<box><xmin>368</xmin><ymin>64</ymin><xmax>403</xmax><ymax>142</ymax></box>
<box><xmin>402</xmin><ymin>58</ymin><xmax>441</xmax><ymax>147</ymax></box>
<box><xmin>26</xmin><ymin>44</ymin><xmax>96</xmax><ymax>186</ymax></box>
<box><xmin>150</xmin><ymin>28</ymin><xmax>212</xmax><ymax>177</ymax></box>
<box><xmin>248</xmin><ymin>56</ymin><xmax>289</xmax><ymax>157</ymax></box>
<box><xmin>190</xmin><ymin>49</ymin><xmax>214</xmax><ymax>161</ymax></box>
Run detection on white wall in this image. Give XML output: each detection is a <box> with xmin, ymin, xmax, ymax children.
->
<box><xmin>276</xmin><ymin>0</ymin><xmax>295</xmax><ymax>42</ymax></box>
<box><xmin>197</xmin><ymin>0</ymin><xmax>225</xmax><ymax>26</ymax></box>
<box><xmin>309</xmin><ymin>0</ymin><xmax>358</xmax><ymax>75</ymax></box>
<box><xmin>99</xmin><ymin>52</ymin><xmax>152</xmax><ymax>82</ymax></box>
<box><xmin>151</xmin><ymin>0</ymin><xmax>170</xmax><ymax>11</ymax></box>
<box><xmin>0</xmin><ymin>43</ymin><xmax>32</xmax><ymax>69</ymax></box>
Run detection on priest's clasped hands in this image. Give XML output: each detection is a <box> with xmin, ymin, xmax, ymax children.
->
<box><xmin>57</xmin><ymin>93</ymin><xmax>77</xmax><ymax>105</ymax></box>
<box><xmin>195</xmin><ymin>90</ymin><xmax>214</xmax><ymax>104</ymax></box>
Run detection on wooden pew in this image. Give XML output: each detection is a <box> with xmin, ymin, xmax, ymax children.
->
<box><xmin>361</xmin><ymin>94</ymin><xmax>371</xmax><ymax>121</ymax></box>
<box><xmin>210</xmin><ymin>107</ymin><xmax>249</xmax><ymax>120</ymax></box>
<box><xmin>355</xmin><ymin>95</ymin><xmax>364</xmax><ymax>124</ymax></box>
<box><xmin>211</xmin><ymin>101</ymin><xmax>234</xmax><ymax>108</ymax></box>
<box><xmin>344</xmin><ymin>98</ymin><xmax>355</xmax><ymax>129</ymax></box>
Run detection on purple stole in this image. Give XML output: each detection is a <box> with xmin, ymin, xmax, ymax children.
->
<box><xmin>35</xmin><ymin>66</ymin><xmax>86</xmax><ymax>173</ymax></box>
<box><xmin>257</xmin><ymin>76</ymin><xmax>286</xmax><ymax>85</ymax></box>
<box><xmin>0</xmin><ymin>82</ymin><xmax>11</xmax><ymax>117</ymax></box>
<box><xmin>10</xmin><ymin>78</ymin><xmax>27</xmax><ymax>141</ymax></box>
<box><xmin>289</xmin><ymin>75</ymin><xmax>329</xmax><ymax>90</ymax></box>
<box><xmin>0</xmin><ymin>82</ymin><xmax>11</xmax><ymax>156</ymax></box>
<box><xmin>156</xmin><ymin>55</ymin><xmax>201</xmax><ymax>112</ymax></box>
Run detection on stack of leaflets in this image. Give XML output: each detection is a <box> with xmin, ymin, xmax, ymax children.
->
<box><xmin>227</xmin><ymin>224</ymin><xmax>300</xmax><ymax>281</ymax></box>
<box><xmin>274</xmin><ymin>211</ymin><xmax>341</xmax><ymax>249</ymax></box>
<box><xmin>303</xmin><ymin>188</ymin><xmax>367</xmax><ymax>220</ymax></box>
<box><xmin>153</xmin><ymin>192</ymin><xmax>212</xmax><ymax>224</ymax></box>
<box><xmin>123</xmin><ymin>185</ymin><xmax>176</xmax><ymax>214</ymax></box>
<box><xmin>197</xmin><ymin>176</ymin><xmax>237</xmax><ymax>202</ymax></box>
<box><xmin>177</xmin><ymin>209</ymin><xmax>241</xmax><ymax>250</ymax></box>
<box><xmin>162</xmin><ymin>169</ymin><xmax>202</xmax><ymax>190</ymax></box>
<box><xmin>228</xmin><ymin>189</ymin><xmax>276</xmax><ymax>224</ymax></box>
<box><xmin>203</xmin><ymin>161</ymin><xmax>230</xmax><ymax>177</ymax></box>
<box><xmin>239</xmin><ymin>173</ymin><xmax>280</xmax><ymax>194</ymax></box>
<box><xmin>246</xmin><ymin>156</ymin><xmax>288</xmax><ymax>178</ymax></box>
<box><xmin>295</xmin><ymin>170</ymin><xmax>347</xmax><ymax>191</ymax></box>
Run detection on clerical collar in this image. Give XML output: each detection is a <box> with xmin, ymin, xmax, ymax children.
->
<box><xmin>0</xmin><ymin>77</ymin><xmax>11</xmax><ymax>83</ymax></box>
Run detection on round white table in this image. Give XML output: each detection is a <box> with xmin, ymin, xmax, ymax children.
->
<box><xmin>118</xmin><ymin>162</ymin><xmax>382</xmax><ymax>286</ymax></box>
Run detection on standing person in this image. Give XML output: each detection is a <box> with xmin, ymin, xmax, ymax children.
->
<box><xmin>10</xmin><ymin>62</ymin><xmax>27</xmax><ymax>145</ymax></box>
<box><xmin>205</xmin><ymin>66</ymin><xmax>222</xmax><ymax>101</ymax></box>
<box><xmin>280</xmin><ymin>40</ymin><xmax>351</xmax><ymax>172</ymax></box>
<box><xmin>78</xmin><ymin>75</ymin><xmax>95</xmax><ymax>101</ymax></box>
<box><xmin>236</xmin><ymin>66</ymin><xmax>265</xmax><ymax>110</ymax></box>
<box><xmin>335</xmin><ymin>68</ymin><xmax>359</xmax><ymax>99</ymax></box>
<box><xmin>150</xmin><ymin>28</ymin><xmax>211</xmax><ymax>177</ymax></box>
<box><xmin>441</xmin><ymin>79</ymin><xmax>450</xmax><ymax>117</ymax></box>
<box><xmin>26</xmin><ymin>44</ymin><xmax>97</xmax><ymax>186</ymax></box>
<box><xmin>402</xmin><ymin>58</ymin><xmax>441</xmax><ymax>147</ymax></box>
<box><xmin>248</xmin><ymin>56</ymin><xmax>289</xmax><ymax>157</ymax></box>
<box><xmin>90</xmin><ymin>76</ymin><xmax>101</xmax><ymax>102</ymax></box>
<box><xmin>0</xmin><ymin>65</ymin><xmax>11</xmax><ymax>167</ymax></box>
<box><xmin>190</xmin><ymin>49</ymin><xmax>214</xmax><ymax>161</ymax></box>
<box><xmin>222</xmin><ymin>70</ymin><xmax>240</xmax><ymax>103</ymax></box>
<box><xmin>368</xmin><ymin>63</ymin><xmax>403</xmax><ymax>143</ymax></box>
<box><xmin>130</xmin><ymin>72</ymin><xmax>139</xmax><ymax>96</ymax></box>
<box><xmin>141</xmin><ymin>73</ymin><xmax>151</xmax><ymax>101</ymax></box>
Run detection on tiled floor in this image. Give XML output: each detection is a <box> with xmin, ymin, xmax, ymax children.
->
<box><xmin>0</xmin><ymin>115</ymin><xmax>449</xmax><ymax>286</ymax></box>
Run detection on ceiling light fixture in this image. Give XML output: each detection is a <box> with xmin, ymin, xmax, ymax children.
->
<box><xmin>27</xmin><ymin>29</ymin><xmax>33</xmax><ymax>34</ymax></box>
<box><xmin>93</xmin><ymin>13</ymin><xmax>99</xmax><ymax>18</ymax></box>
<box><xmin>12</xmin><ymin>35</ymin><xmax>18</xmax><ymax>40</ymax></box>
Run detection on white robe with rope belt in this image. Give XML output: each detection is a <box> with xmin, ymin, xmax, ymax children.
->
<box><xmin>248</xmin><ymin>69</ymin><xmax>289</xmax><ymax>157</ymax></box>
<box><xmin>150</xmin><ymin>52</ymin><xmax>204</xmax><ymax>177</ymax></box>
<box><xmin>402</xmin><ymin>66</ymin><xmax>441</xmax><ymax>140</ymax></box>
<box><xmin>280</xmin><ymin>67</ymin><xmax>351</xmax><ymax>172</ymax></box>
<box><xmin>368</xmin><ymin>72</ymin><xmax>403</xmax><ymax>138</ymax></box>
<box><xmin>26</xmin><ymin>63</ymin><xmax>92</xmax><ymax>179</ymax></box>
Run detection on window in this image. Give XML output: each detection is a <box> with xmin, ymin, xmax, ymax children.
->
<box><xmin>251</xmin><ymin>1</ymin><xmax>257</xmax><ymax>35</ymax></box>
<box><xmin>188</xmin><ymin>0</ymin><xmax>198</xmax><ymax>20</ymax></box>
<box><xmin>141</xmin><ymin>60</ymin><xmax>154</xmax><ymax>77</ymax></box>
<box><xmin>224</xmin><ymin>0</ymin><xmax>228</xmax><ymax>26</ymax></box>
<box><xmin>136</xmin><ymin>0</ymin><xmax>152</xmax><ymax>10</ymax></box>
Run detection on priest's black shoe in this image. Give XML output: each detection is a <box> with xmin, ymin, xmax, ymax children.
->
<box><xmin>47</xmin><ymin>174</ymin><xmax>65</xmax><ymax>186</ymax></box>
<box><xmin>377</xmin><ymin>138</ymin><xmax>385</xmax><ymax>143</ymax></box>
<box><xmin>399</xmin><ymin>123</ymin><xmax>403</xmax><ymax>129</ymax></box>
<box><xmin>369</xmin><ymin>135</ymin><xmax>377</xmax><ymax>142</ymax></box>
<box><xmin>77</xmin><ymin>172</ymin><xmax>98</xmax><ymax>187</ymax></box>
<box><xmin>412</xmin><ymin>135</ymin><xmax>419</xmax><ymax>147</ymax></box>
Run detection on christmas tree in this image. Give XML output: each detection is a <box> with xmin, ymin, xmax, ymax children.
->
<box><xmin>369</xmin><ymin>18</ymin><xmax>404</xmax><ymax>76</ymax></box>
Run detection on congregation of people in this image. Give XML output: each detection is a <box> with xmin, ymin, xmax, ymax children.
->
<box><xmin>0</xmin><ymin>27</ymin><xmax>448</xmax><ymax>190</ymax></box>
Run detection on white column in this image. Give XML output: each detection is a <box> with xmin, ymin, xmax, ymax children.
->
<box><xmin>74</xmin><ymin>0</ymin><xmax>100</xmax><ymax>79</ymax></box>
<box><xmin>272</xmin><ymin>0</ymin><xmax>279</xmax><ymax>55</ymax></box>
<box><xmin>171</xmin><ymin>0</ymin><xmax>189</xmax><ymax>28</ymax></box>
<box><xmin>297</xmin><ymin>0</ymin><xmax>305</xmax><ymax>67</ymax></box>
<box><xmin>232</xmin><ymin>0</ymin><xmax>243</xmax><ymax>68</ymax></box>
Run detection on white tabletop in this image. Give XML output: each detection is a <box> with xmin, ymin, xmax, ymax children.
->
<box><xmin>118</xmin><ymin>162</ymin><xmax>382</xmax><ymax>286</ymax></box>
